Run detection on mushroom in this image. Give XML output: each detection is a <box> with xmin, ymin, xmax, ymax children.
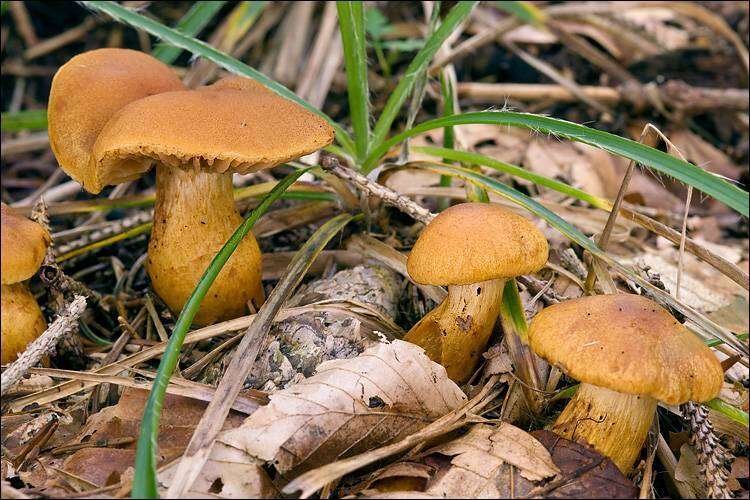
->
<box><xmin>1</xmin><ymin>204</ymin><xmax>51</xmax><ymax>364</ymax></box>
<box><xmin>528</xmin><ymin>293</ymin><xmax>724</xmax><ymax>473</ymax></box>
<box><xmin>48</xmin><ymin>49</ymin><xmax>334</xmax><ymax>325</ymax></box>
<box><xmin>404</xmin><ymin>203</ymin><xmax>549</xmax><ymax>382</ymax></box>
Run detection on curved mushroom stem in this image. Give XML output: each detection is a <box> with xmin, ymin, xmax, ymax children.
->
<box><xmin>147</xmin><ymin>165</ymin><xmax>265</xmax><ymax>326</ymax></box>
<box><xmin>404</xmin><ymin>278</ymin><xmax>505</xmax><ymax>383</ymax></box>
<box><xmin>1</xmin><ymin>283</ymin><xmax>47</xmax><ymax>364</ymax></box>
<box><xmin>552</xmin><ymin>382</ymin><xmax>656</xmax><ymax>473</ymax></box>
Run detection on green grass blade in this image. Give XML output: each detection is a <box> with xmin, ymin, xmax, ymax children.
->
<box><xmin>500</xmin><ymin>279</ymin><xmax>529</xmax><ymax>341</ymax></box>
<box><xmin>337</xmin><ymin>1</ymin><xmax>371</xmax><ymax>162</ymax></box>
<box><xmin>151</xmin><ymin>1</ymin><xmax>227</xmax><ymax>64</ymax></box>
<box><xmin>438</xmin><ymin>72</ymin><xmax>455</xmax><ymax>209</ymax></box>
<box><xmin>131</xmin><ymin>168</ymin><xmax>311</xmax><ymax>498</ymax></box>
<box><xmin>369</xmin><ymin>1</ymin><xmax>478</xmax><ymax>154</ymax></box>
<box><xmin>1</xmin><ymin>109</ymin><xmax>47</xmax><ymax>132</ymax></box>
<box><xmin>705</xmin><ymin>398</ymin><xmax>749</xmax><ymax>427</ymax></box>
<box><xmin>363</xmin><ymin>112</ymin><xmax>749</xmax><ymax>216</ymax></box>
<box><xmin>81</xmin><ymin>1</ymin><xmax>355</xmax><ymax>155</ymax></box>
<box><xmin>493</xmin><ymin>1</ymin><xmax>547</xmax><ymax>25</ymax></box>
<box><xmin>415</xmin><ymin>146</ymin><xmax>608</xmax><ymax>208</ymax></box>
<box><xmin>406</xmin><ymin>163</ymin><xmax>747</xmax><ymax>354</ymax></box>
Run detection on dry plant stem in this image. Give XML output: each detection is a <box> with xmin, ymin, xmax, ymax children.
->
<box><xmin>680</xmin><ymin>401</ymin><xmax>732</xmax><ymax>499</ymax></box>
<box><xmin>552</xmin><ymin>382</ymin><xmax>656</xmax><ymax>474</ymax></box>
<box><xmin>583</xmin><ymin>127</ymin><xmax>642</xmax><ymax>293</ymax></box>
<box><xmin>405</xmin><ymin>279</ymin><xmax>505</xmax><ymax>382</ymax></box>
<box><xmin>1</xmin><ymin>295</ymin><xmax>86</xmax><ymax>394</ymax></box>
<box><xmin>321</xmin><ymin>157</ymin><xmax>435</xmax><ymax>225</ymax></box>
<box><xmin>455</xmin><ymin>82</ymin><xmax>750</xmax><ymax>113</ymax></box>
<box><xmin>149</xmin><ymin>165</ymin><xmax>264</xmax><ymax>325</ymax></box>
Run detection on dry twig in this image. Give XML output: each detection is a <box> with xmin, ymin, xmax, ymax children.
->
<box><xmin>1</xmin><ymin>295</ymin><xmax>86</xmax><ymax>394</ymax></box>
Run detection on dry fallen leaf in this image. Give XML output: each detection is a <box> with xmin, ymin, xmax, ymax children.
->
<box><xmin>60</xmin><ymin>388</ymin><xmax>245</xmax><ymax>488</ymax></box>
<box><xmin>530</xmin><ymin>430</ymin><xmax>639</xmax><ymax>499</ymax></box>
<box><xmin>421</xmin><ymin>424</ymin><xmax>558</xmax><ymax>498</ymax></box>
<box><xmin>217</xmin><ymin>339</ymin><xmax>467</xmax><ymax>475</ymax></box>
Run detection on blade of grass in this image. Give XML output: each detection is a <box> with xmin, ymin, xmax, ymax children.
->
<box><xmin>1</xmin><ymin>109</ymin><xmax>47</xmax><ymax>132</ymax></box>
<box><xmin>164</xmin><ymin>212</ymin><xmax>361</xmax><ymax>498</ymax></box>
<box><xmin>363</xmin><ymin>112</ymin><xmax>749</xmax><ymax>217</ymax></box>
<box><xmin>131</xmin><ymin>168</ymin><xmax>312</xmax><ymax>498</ymax></box>
<box><xmin>406</xmin><ymin>163</ymin><xmax>747</xmax><ymax>355</ymax></box>
<box><xmin>151</xmin><ymin>1</ymin><xmax>227</xmax><ymax>64</ymax></box>
<box><xmin>499</xmin><ymin>279</ymin><xmax>544</xmax><ymax>413</ymax></box>
<box><xmin>13</xmin><ymin>182</ymin><xmax>332</xmax><ymax>216</ymax></box>
<box><xmin>81</xmin><ymin>1</ymin><xmax>356</xmax><ymax>156</ymax></box>
<box><xmin>409</xmin><ymin>149</ymin><xmax>749</xmax><ymax>291</ymax></box>
<box><xmin>705</xmin><ymin>398</ymin><xmax>749</xmax><ymax>427</ymax></box>
<box><xmin>417</xmin><ymin>145</ymin><xmax>606</xmax><ymax>207</ymax></box>
<box><xmin>369</xmin><ymin>1</ymin><xmax>478</xmax><ymax>154</ymax></box>
<box><xmin>438</xmin><ymin>71</ymin><xmax>455</xmax><ymax>210</ymax></box>
<box><xmin>493</xmin><ymin>1</ymin><xmax>547</xmax><ymax>25</ymax></box>
<box><xmin>337</xmin><ymin>1</ymin><xmax>371</xmax><ymax>162</ymax></box>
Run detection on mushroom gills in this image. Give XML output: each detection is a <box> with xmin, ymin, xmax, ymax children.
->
<box><xmin>404</xmin><ymin>278</ymin><xmax>505</xmax><ymax>382</ymax></box>
<box><xmin>1</xmin><ymin>283</ymin><xmax>47</xmax><ymax>364</ymax></box>
<box><xmin>552</xmin><ymin>382</ymin><xmax>657</xmax><ymax>473</ymax></box>
<box><xmin>147</xmin><ymin>164</ymin><xmax>264</xmax><ymax>325</ymax></box>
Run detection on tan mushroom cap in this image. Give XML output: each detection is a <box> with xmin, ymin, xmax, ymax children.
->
<box><xmin>89</xmin><ymin>78</ymin><xmax>335</xmax><ymax>185</ymax></box>
<box><xmin>48</xmin><ymin>48</ymin><xmax>184</xmax><ymax>193</ymax></box>
<box><xmin>1</xmin><ymin>204</ymin><xmax>51</xmax><ymax>284</ymax></box>
<box><xmin>407</xmin><ymin>203</ymin><xmax>549</xmax><ymax>286</ymax></box>
<box><xmin>528</xmin><ymin>294</ymin><xmax>724</xmax><ymax>405</ymax></box>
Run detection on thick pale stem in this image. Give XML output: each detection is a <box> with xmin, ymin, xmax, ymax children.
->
<box><xmin>1</xmin><ymin>282</ymin><xmax>47</xmax><ymax>364</ymax></box>
<box><xmin>404</xmin><ymin>278</ymin><xmax>505</xmax><ymax>382</ymax></box>
<box><xmin>553</xmin><ymin>382</ymin><xmax>656</xmax><ymax>473</ymax></box>
<box><xmin>148</xmin><ymin>165</ymin><xmax>264</xmax><ymax>326</ymax></box>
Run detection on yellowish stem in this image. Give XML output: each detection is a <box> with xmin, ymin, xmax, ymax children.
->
<box><xmin>404</xmin><ymin>278</ymin><xmax>505</xmax><ymax>383</ymax></box>
<box><xmin>553</xmin><ymin>382</ymin><xmax>656</xmax><ymax>473</ymax></box>
<box><xmin>147</xmin><ymin>165</ymin><xmax>264</xmax><ymax>326</ymax></box>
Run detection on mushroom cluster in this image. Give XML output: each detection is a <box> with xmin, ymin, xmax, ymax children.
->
<box><xmin>48</xmin><ymin>49</ymin><xmax>334</xmax><ymax>325</ymax></box>
<box><xmin>1</xmin><ymin>203</ymin><xmax>51</xmax><ymax>364</ymax></box>
<box><xmin>528</xmin><ymin>293</ymin><xmax>724</xmax><ymax>472</ymax></box>
<box><xmin>405</xmin><ymin>202</ymin><xmax>549</xmax><ymax>383</ymax></box>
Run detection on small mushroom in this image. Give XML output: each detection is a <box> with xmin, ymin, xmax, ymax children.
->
<box><xmin>528</xmin><ymin>293</ymin><xmax>724</xmax><ymax>473</ymax></box>
<box><xmin>48</xmin><ymin>50</ymin><xmax>334</xmax><ymax>325</ymax></box>
<box><xmin>404</xmin><ymin>203</ymin><xmax>548</xmax><ymax>382</ymax></box>
<box><xmin>1</xmin><ymin>204</ymin><xmax>51</xmax><ymax>364</ymax></box>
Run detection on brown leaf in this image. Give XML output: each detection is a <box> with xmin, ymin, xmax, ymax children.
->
<box><xmin>217</xmin><ymin>340</ymin><xmax>467</xmax><ymax>475</ymax></box>
<box><xmin>158</xmin><ymin>443</ymin><xmax>279</xmax><ymax>499</ymax></box>
<box><xmin>530</xmin><ymin>430</ymin><xmax>639</xmax><ymax>499</ymax></box>
<box><xmin>60</xmin><ymin>388</ymin><xmax>244</xmax><ymax>487</ymax></box>
<box><xmin>419</xmin><ymin>424</ymin><xmax>558</xmax><ymax>498</ymax></box>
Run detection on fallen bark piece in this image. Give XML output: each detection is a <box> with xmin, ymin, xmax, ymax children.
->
<box><xmin>202</xmin><ymin>265</ymin><xmax>402</xmax><ymax>391</ymax></box>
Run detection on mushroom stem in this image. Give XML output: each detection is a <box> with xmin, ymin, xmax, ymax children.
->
<box><xmin>1</xmin><ymin>283</ymin><xmax>47</xmax><ymax>364</ymax></box>
<box><xmin>147</xmin><ymin>165</ymin><xmax>264</xmax><ymax>326</ymax></box>
<box><xmin>552</xmin><ymin>382</ymin><xmax>656</xmax><ymax>473</ymax></box>
<box><xmin>404</xmin><ymin>278</ymin><xmax>505</xmax><ymax>382</ymax></box>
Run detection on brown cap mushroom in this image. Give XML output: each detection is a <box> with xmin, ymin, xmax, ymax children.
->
<box><xmin>48</xmin><ymin>48</ymin><xmax>184</xmax><ymax>193</ymax></box>
<box><xmin>1</xmin><ymin>204</ymin><xmax>50</xmax><ymax>364</ymax></box>
<box><xmin>48</xmin><ymin>49</ymin><xmax>334</xmax><ymax>325</ymax></box>
<box><xmin>528</xmin><ymin>293</ymin><xmax>724</xmax><ymax>472</ymax></box>
<box><xmin>404</xmin><ymin>203</ymin><xmax>549</xmax><ymax>382</ymax></box>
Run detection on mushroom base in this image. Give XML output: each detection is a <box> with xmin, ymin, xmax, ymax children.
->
<box><xmin>552</xmin><ymin>382</ymin><xmax>656</xmax><ymax>473</ymax></box>
<box><xmin>148</xmin><ymin>165</ymin><xmax>265</xmax><ymax>326</ymax></box>
<box><xmin>404</xmin><ymin>278</ymin><xmax>505</xmax><ymax>383</ymax></box>
<box><xmin>1</xmin><ymin>283</ymin><xmax>47</xmax><ymax>364</ymax></box>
